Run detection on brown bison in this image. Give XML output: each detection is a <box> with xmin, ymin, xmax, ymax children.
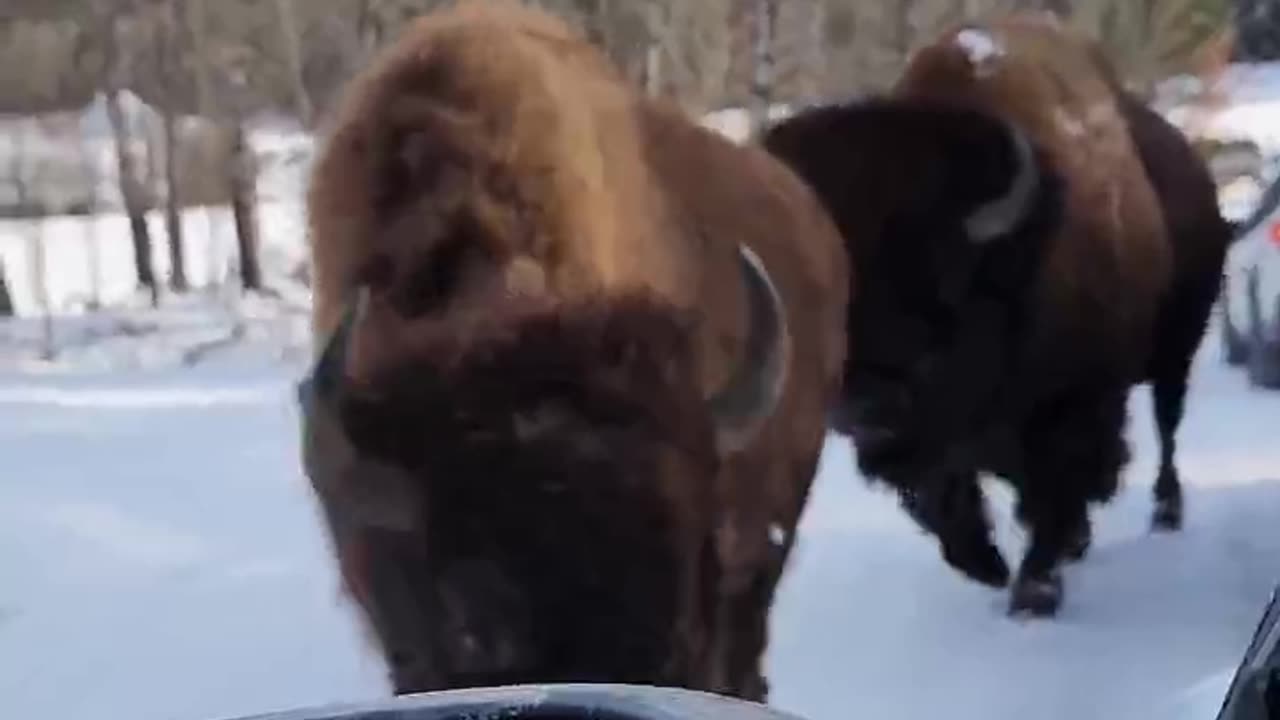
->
<box><xmin>762</xmin><ymin>14</ymin><xmax>1230</xmax><ymax>617</ymax></box>
<box><xmin>296</xmin><ymin>0</ymin><xmax>848</xmax><ymax>701</ymax></box>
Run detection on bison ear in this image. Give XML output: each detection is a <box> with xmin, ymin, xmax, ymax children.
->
<box><xmin>963</xmin><ymin>121</ymin><xmax>1040</xmax><ymax>244</ymax></box>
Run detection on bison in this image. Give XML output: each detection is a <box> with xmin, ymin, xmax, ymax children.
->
<box><xmin>761</xmin><ymin>13</ymin><xmax>1230</xmax><ymax>617</ymax></box>
<box><xmin>295</xmin><ymin>0</ymin><xmax>849</xmax><ymax>701</ymax></box>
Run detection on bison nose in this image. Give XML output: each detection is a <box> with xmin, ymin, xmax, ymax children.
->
<box><xmin>436</xmin><ymin>559</ymin><xmax>536</xmax><ymax>679</ymax></box>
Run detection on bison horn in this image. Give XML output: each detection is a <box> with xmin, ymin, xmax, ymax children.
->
<box><xmin>296</xmin><ymin>288</ymin><xmax>367</xmax><ymax>482</ymax></box>
<box><xmin>306</xmin><ymin>287</ymin><xmax>370</xmax><ymax>407</ymax></box>
<box><xmin>707</xmin><ymin>244</ymin><xmax>791</xmax><ymax>457</ymax></box>
<box><xmin>964</xmin><ymin>122</ymin><xmax>1039</xmax><ymax>244</ymax></box>
<box><xmin>295</xmin><ymin>289</ymin><xmax>420</xmax><ymax>532</ymax></box>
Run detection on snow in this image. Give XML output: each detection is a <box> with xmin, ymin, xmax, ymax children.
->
<box><xmin>768</xmin><ymin>339</ymin><xmax>1280</xmax><ymax>720</ymax></box>
<box><xmin>954</xmin><ymin>28</ymin><xmax>1006</xmax><ymax>76</ymax></box>
<box><xmin>0</xmin><ymin>303</ymin><xmax>1277</xmax><ymax>720</ymax></box>
<box><xmin>0</xmin><ymin>201</ymin><xmax>310</xmax><ymax>318</ymax></box>
<box><xmin>1159</xmin><ymin>62</ymin><xmax>1280</xmax><ymax>156</ymax></box>
<box><xmin>701</xmin><ymin>104</ymin><xmax>797</xmax><ymax>144</ymax></box>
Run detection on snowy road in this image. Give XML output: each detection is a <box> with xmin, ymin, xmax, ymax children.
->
<box><xmin>1</xmin><ymin>327</ymin><xmax>1279</xmax><ymax>720</ymax></box>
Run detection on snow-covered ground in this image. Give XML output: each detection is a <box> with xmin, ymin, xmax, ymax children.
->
<box><xmin>0</xmin><ymin>307</ymin><xmax>1277</xmax><ymax>720</ymax></box>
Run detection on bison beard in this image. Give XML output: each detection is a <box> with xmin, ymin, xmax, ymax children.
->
<box><xmin>304</xmin><ymin>292</ymin><xmax>717</xmax><ymax>693</ymax></box>
<box><xmin>763</xmin><ymin>15</ymin><xmax>1225</xmax><ymax>618</ymax></box>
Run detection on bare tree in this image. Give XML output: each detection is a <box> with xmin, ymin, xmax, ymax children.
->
<box><xmin>9</xmin><ymin>118</ymin><xmax>55</xmax><ymax>357</ymax></box>
<box><xmin>273</xmin><ymin>0</ymin><xmax>314</xmax><ymax>127</ymax></box>
<box><xmin>643</xmin><ymin>2</ymin><xmax>664</xmax><ymax>97</ymax></box>
<box><xmin>94</xmin><ymin>0</ymin><xmax>159</xmax><ymax>305</ymax></box>
<box><xmin>67</xmin><ymin>112</ymin><xmax>105</xmax><ymax>309</ymax></box>
<box><xmin>749</xmin><ymin>0</ymin><xmax>780</xmax><ymax>135</ymax></box>
<box><xmin>184</xmin><ymin>0</ymin><xmax>262</xmax><ymax>293</ymax></box>
<box><xmin>227</xmin><ymin>112</ymin><xmax>263</xmax><ymax>292</ymax></box>
<box><xmin>1072</xmin><ymin>0</ymin><xmax>1232</xmax><ymax>96</ymax></box>
<box><xmin>159</xmin><ymin>0</ymin><xmax>188</xmax><ymax>291</ymax></box>
<box><xmin>0</xmin><ymin>261</ymin><xmax>12</xmax><ymax>317</ymax></box>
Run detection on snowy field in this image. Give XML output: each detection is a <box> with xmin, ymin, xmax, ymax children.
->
<box><xmin>0</xmin><ymin>305</ymin><xmax>1277</xmax><ymax>720</ymax></box>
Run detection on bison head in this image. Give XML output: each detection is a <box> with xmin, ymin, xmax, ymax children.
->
<box><xmin>296</xmin><ymin>244</ymin><xmax>787</xmax><ymax>695</ymax></box>
<box><xmin>763</xmin><ymin>99</ymin><xmax>1062</xmax><ymax>477</ymax></box>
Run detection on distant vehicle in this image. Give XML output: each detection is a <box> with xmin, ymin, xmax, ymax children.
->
<box><xmin>1222</xmin><ymin>168</ymin><xmax>1280</xmax><ymax>388</ymax></box>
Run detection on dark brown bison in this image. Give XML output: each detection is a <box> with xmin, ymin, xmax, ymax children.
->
<box><xmin>296</xmin><ymin>0</ymin><xmax>848</xmax><ymax>701</ymax></box>
<box><xmin>762</xmin><ymin>14</ymin><xmax>1230</xmax><ymax>617</ymax></box>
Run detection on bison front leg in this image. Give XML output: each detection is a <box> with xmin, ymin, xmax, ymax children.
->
<box><xmin>1010</xmin><ymin>386</ymin><xmax>1129</xmax><ymax>618</ymax></box>
<box><xmin>899</xmin><ymin>469</ymin><xmax>1010</xmax><ymax>588</ymax></box>
<box><xmin>1008</xmin><ymin>491</ymin><xmax>1087</xmax><ymax>617</ymax></box>
<box><xmin>722</xmin><ymin>545</ymin><xmax>792</xmax><ymax>703</ymax></box>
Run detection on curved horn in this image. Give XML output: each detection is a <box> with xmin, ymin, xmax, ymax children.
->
<box><xmin>706</xmin><ymin>244</ymin><xmax>792</xmax><ymax>457</ymax></box>
<box><xmin>964</xmin><ymin>122</ymin><xmax>1039</xmax><ymax>244</ymax></box>
<box><xmin>296</xmin><ymin>288</ymin><xmax>368</xmax><ymax>475</ymax></box>
<box><xmin>300</xmin><ymin>287</ymin><xmax>370</xmax><ymax>409</ymax></box>
<box><xmin>295</xmin><ymin>287</ymin><xmax>418</xmax><ymax>531</ymax></box>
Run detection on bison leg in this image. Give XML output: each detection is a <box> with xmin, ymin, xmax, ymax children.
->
<box><xmin>1063</xmin><ymin>512</ymin><xmax>1093</xmax><ymax>562</ymax></box>
<box><xmin>1016</xmin><ymin>495</ymin><xmax>1091</xmax><ymax>563</ymax></box>
<box><xmin>1149</xmin><ymin>264</ymin><xmax>1224</xmax><ymax>532</ymax></box>
<box><xmin>1009</xmin><ymin>490</ymin><xmax>1090</xmax><ymax>618</ymax></box>
<box><xmin>714</xmin><ymin>562</ymin><xmax>779</xmax><ymax>703</ymax></box>
<box><xmin>1150</xmin><ymin>368</ymin><xmax>1188</xmax><ymax>532</ymax></box>
<box><xmin>900</xmin><ymin>470</ymin><xmax>1010</xmax><ymax>588</ymax></box>
<box><xmin>1010</xmin><ymin>386</ymin><xmax>1130</xmax><ymax>618</ymax></box>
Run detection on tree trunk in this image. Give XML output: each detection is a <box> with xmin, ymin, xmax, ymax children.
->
<box><xmin>356</xmin><ymin>0</ymin><xmax>383</xmax><ymax>62</ymax></box>
<box><xmin>273</xmin><ymin>0</ymin><xmax>314</xmax><ymax>127</ymax></box>
<box><xmin>98</xmin><ymin>2</ymin><xmax>158</xmax><ymax>306</ymax></box>
<box><xmin>12</xmin><ymin>118</ymin><xmax>56</xmax><ymax>355</ymax></box>
<box><xmin>0</xmin><ymin>114</ymin><xmax>20</xmax><ymax>318</ymax></box>
<box><xmin>75</xmin><ymin>116</ymin><xmax>103</xmax><ymax>309</ymax></box>
<box><xmin>161</xmin><ymin>0</ymin><xmax>187</xmax><ymax>291</ymax></box>
<box><xmin>228</xmin><ymin>121</ymin><xmax>262</xmax><ymax>292</ymax></box>
<box><xmin>162</xmin><ymin>106</ymin><xmax>187</xmax><ymax>291</ymax></box>
<box><xmin>643</xmin><ymin>2</ymin><xmax>663</xmax><ymax>97</ymax></box>
<box><xmin>28</xmin><ymin>219</ymin><xmax>55</xmax><ymax>359</ymax></box>
<box><xmin>0</xmin><ymin>260</ymin><xmax>13</xmax><ymax>317</ymax></box>
<box><xmin>105</xmin><ymin>86</ymin><xmax>159</xmax><ymax>306</ymax></box>
<box><xmin>749</xmin><ymin>0</ymin><xmax>778</xmax><ymax>137</ymax></box>
<box><xmin>184</xmin><ymin>0</ymin><xmax>214</xmax><ymax>116</ymax></box>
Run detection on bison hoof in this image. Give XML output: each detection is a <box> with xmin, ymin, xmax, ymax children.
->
<box><xmin>1151</xmin><ymin>496</ymin><xmax>1183</xmax><ymax>533</ymax></box>
<box><xmin>942</xmin><ymin>538</ymin><xmax>1010</xmax><ymax>588</ymax></box>
<box><xmin>745</xmin><ymin>674</ymin><xmax>769</xmax><ymax>704</ymax></box>
<box><xmin>1007</xmin><ymin>572</ymin><xmax>1063</xmax><ymax>618</ymax></box>
<box><xmin>1065</xmin><ymin>522</ymin><xmax>1092</xmax><ymax>563</ymax></box>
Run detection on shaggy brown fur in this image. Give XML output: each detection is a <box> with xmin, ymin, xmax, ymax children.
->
<box><xmin>300</xmin><ymin>0</ymin><xmax>847</xmax><ymax>701</ymax></box>
<box><xmin>1111</xmin><ymin>85</ymin><xmax>1234</xmax><ymax>531</ymax></box>
<box><xmin>762</xmin><ymin>15</ymin><xmax>1225</xmax><ymax>617</ymax></box>
<box><xmin>892</xmin><ymin>16</ymin><xmax>1171</xmax><ymax>372</ymax></box>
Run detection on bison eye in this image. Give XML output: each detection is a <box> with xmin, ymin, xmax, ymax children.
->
<box><xmin>398</xmin><ymin>235</ymin><xmax>486</xmax><ymax>317</ymax></box>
